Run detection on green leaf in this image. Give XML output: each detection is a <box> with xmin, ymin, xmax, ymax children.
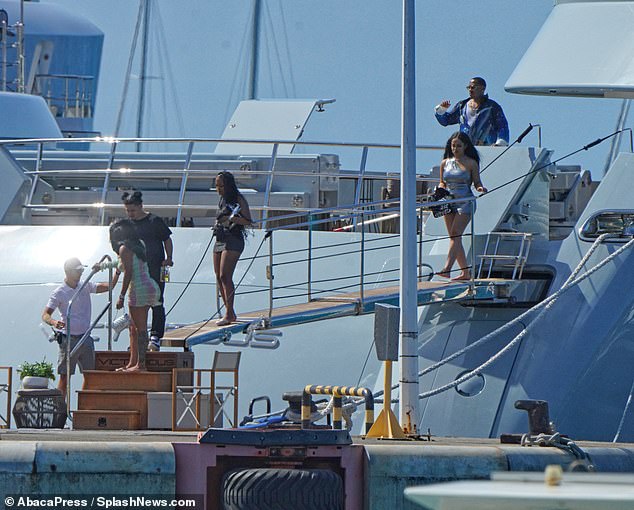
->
<box><xmin>17</xmin><ymin>359</ymin><xmax>55</xmax><ymax>380</ymax></box>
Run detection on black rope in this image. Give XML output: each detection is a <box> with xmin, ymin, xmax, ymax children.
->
<box><xmin>356</xmin><ymin>337</ymin><xmax>377</xmax><ymax>388</ymax></box>
<box><xmin>166</xmin><ymin>229</ymin><xmax>276</xmax><ymax>320</ymax></box>
<box><xmin>482</xmin><ymin>129</ymin><xmax>625</xmax><ymax>197</ymax></box>
<box><xmin>480</xmin><ymin>123</ymin><xmax>535</xmax><ymax>175</ymax></box>
<box><xmin>165</xmin><ymin>230</ymin><xmax>215</xmax><ymax>318</ymax></box>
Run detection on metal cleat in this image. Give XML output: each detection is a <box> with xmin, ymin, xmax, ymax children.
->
<box><xmin>500</xmin><ymin>399</ymin><xmax>554</xmax><ymax>444</ymax></box>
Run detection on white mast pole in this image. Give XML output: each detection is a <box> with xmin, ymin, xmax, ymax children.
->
<box><xmin>247</xmin><ymin>0</ymin><xmax>262</xmax><ymax>99</ymax></box>
<box><xmin>136</xmin><ymin>0</ymin><xmax>151</xmax><ymax>145</ymax></box>
<box><xmin>399</xmin><ymin>0</ymin><xmax>419</xmax><ymax>433</ymax></box>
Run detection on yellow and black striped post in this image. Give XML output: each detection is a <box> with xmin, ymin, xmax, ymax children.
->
<box><xmin>302</xmin><ymin>384</ymin><xmax>374</xmax><ymax>433</ymax></box>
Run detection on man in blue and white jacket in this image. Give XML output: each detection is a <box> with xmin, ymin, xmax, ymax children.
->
<box><xmin>434</xmin><ymin>76</ymin><xmax>509</xmax><ymax>146</ymax></box>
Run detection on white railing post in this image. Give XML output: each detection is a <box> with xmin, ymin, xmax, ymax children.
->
<box><xmin>470</xmin><ymin>198</ymin><xmax>476</xmax><ymax>287</ymax></box>
<box><xmin>176</xmin><ymin>141</ymin><xmax>195</xmax><ymax>226</ymax></box>
<box><xmin>99</xmin><ymin>141</ymin><xmax>118</xmax><ymax>226</ymax></box>
<box><xmin>261</xmin><ymin>143</ymin><xmax>279</xmax><ymax>231</ymax></box>
<box><xmin>352</xmin><ymin>146</ymin><xmax>369</xmax><ymax>230</ymax></box>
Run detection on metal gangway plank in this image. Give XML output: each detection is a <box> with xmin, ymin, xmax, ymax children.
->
<box><xmin>163</xmin><ymin>280</ymin><xmax>499</xmax><ymax>348</ymax></box>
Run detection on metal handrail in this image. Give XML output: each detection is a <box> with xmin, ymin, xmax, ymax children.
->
<box><xmin>175</xmin><ymin>141</ymin><xmax>195</xmax><ymax>226</ymax></box>
<box><xmin>352</xmin><ymin>146</ymin><xmax>369</xmax><ymax>230</ymax></box>
<box><xmin>35</xmin><ymin>73</ymin><xmax>94</xmax><ymax>119</ymax></box>
<box><xmin>10</xmin><ymin>136</ymin><xmax>443</xmax><ymax>226</ymax></box>
<box><xmin>261</xmin><ymin>142</ymin><xmax>279</xmax><ymax>231</ymax></box>
<box><xmin>261</xmin><ymin>195</ymin><xmax>477</xmax><ymax>311</ymax></box>
<box><xmin>65</xmin><ymin>254</ymin><xmax>115</xmax><ymax>415</ymax></box>
<box><xmin>0</xmin><ymin>14</ymin><xmax>24</xmax><ymax>93</ymax></box>
<box><xmin>0</xmin><ymin>135</ymin><xmax>445</xmax><ymax>151</ymax></box>
<box><xmin>19</xmin><ymin>167</ymin><xmax>439</xmax><ymax>182</ymax></box>
<box><xmin>261</xmin><ymin>193</ymin><xmax>475</xmax><ymax>232</ymax></box>
<box><xmin>1</xmin><ymin>17</ymin><xmax>8</xmax><ymax>91</ymax></box>
<box><xmin>360</xmin><ymin>211</ymin><xmax>365</xmax><ymax>303</ymax></box>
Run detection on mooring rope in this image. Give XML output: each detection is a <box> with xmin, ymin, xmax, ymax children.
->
<box><xmin>417</xmin><ymin>235</ymin><xmax>634</xmax><ymax>400</ymax></box>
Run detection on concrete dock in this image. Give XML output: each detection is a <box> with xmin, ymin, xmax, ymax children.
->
<box><xmin>3</xmin><ymin>430</ymin><xmax>634</xmax><ymax>510</ymax></box>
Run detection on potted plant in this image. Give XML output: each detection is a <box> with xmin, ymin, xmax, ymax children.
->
<box><xmin>17</xmin><ymin>360</ymin><xmax>55</xmax><ymax>389</ymax></box>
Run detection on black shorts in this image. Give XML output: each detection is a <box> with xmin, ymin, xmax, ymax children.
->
<box><xmin>214</xmin><ymin>234</ymin><xmax>245</xmax><ymax>254</ymax></box>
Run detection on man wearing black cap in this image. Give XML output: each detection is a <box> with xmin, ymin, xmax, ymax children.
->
<box><xmin>42</xmin><ymin>257</ymin><xmax>115</xmax><ymax>395</ymax></box>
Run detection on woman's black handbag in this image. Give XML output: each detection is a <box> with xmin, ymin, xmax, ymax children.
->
<box><xmin>429</xmin><ymin>186</ymin><xmax>454</xmax><ymax>218</ymax></box>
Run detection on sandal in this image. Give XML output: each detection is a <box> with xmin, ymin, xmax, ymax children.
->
<box><xmin>216</xmin><ymin>318</ymin><xmax>233</xmax><ymax>327</ymax></box>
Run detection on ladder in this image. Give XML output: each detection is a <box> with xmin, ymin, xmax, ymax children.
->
<box><xmin>477</xmin><ymin>232</ymin><xmax>533</xmax><ymax>280</ymax></box>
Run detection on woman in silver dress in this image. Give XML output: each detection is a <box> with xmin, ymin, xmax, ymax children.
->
<box><xmin>436</xmin><ymin>132</ymin><xmax>487</xmax><ymax>280</ymax></box>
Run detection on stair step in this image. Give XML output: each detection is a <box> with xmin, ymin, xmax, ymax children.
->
<box><xmin>490</xmin><ymin>232</ymin><xmax>532</xmax><ymax>238</ymax></box>
<box><xmin>77</xmin><ymin>390</ymin><xmax>148</xmax><ymax>428</ymax></box>
<box><xmin>479</xmin><ymin>254</ymin><xmax>525</xmax><ymax>260</ymax></box>
<box><xmin>73</xmin><ymin>410</ymin><xmax>141</xmax><ymax>430</ymax></box>
<box><xmin>82</xmin><ymin>370</ymin><xmax>172</xmax><ymax>392</ymax></box>
<box><xmin>94</xmin><ymin>351</ymin><xmax>194</xmax><ymax>386</ymax></box>
<box><xmin>95</xmin><ymin>351</ymin><xmax>194</xmax><ymax>372</ymax></box>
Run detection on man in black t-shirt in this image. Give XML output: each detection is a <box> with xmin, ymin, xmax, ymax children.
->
<box><xmin>122</xmin><ymin>191</ymin><xmax>173</xmax><ymax>351</ymax></box>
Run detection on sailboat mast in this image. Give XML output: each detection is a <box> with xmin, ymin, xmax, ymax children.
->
<box><xmin>399</xmin><ymin>0</ymin><xmax>419</xmax><ymax>433</ymax></box>
<box><xmin>247</xmin><ymin>0</ymin><xmax>262</xmax><ymax>99</ymax></box>
<box><xmin>136</xmin><ymin>0</ymin><xmax>151</xmax><ymax>141</ymax></box>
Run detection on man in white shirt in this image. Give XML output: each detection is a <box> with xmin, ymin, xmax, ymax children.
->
<box><xmin>42</xmin><ymin>257</ymin><xmax>114</xmax><ymax>394</ymax></box>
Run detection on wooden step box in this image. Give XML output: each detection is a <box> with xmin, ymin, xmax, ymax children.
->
<box><xmin>95</xmin><ymin>350</ymin><xmax>194</xmax><ymax>386</ymax></box>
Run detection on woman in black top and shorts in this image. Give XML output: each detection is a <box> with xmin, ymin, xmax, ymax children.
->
<box><xmin>213</xmin><ymin>171</ymin><xmax>252</xmax><ymax>326</ymax></box>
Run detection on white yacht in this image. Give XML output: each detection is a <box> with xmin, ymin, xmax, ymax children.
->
<box><xmin>0</xmin><ymin>0</ymin><xmax>633</xmax><ymax>443</ymax></box>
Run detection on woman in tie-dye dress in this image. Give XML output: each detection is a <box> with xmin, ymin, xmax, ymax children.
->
<box><xmin>97</xmin><ymin>219</ymin><xmax>160</xmax><ymax>372</ymax></box>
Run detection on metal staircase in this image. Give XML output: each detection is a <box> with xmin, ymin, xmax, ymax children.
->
<box><xmin>477</xmin><ymin>232</ymin><xmax>533</xmax><ymax>280</ymax></box>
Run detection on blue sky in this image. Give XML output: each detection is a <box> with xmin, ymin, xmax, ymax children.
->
<box><xmin>47</xmin><ymin>0</ymin><xmax>630</xmax><ymax>179</ymax></box>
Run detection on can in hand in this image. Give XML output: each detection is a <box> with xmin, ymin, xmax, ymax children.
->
<box><xmin>160</xmin><ymin>265</ymin><xmax>170</xmax><ymax>283</ymax></box>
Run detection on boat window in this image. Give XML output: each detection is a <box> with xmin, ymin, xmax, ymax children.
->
<box><xmin>578</xmin><ymin>211</ymin><xmax>634</xmax><ymax>241</ymax></box>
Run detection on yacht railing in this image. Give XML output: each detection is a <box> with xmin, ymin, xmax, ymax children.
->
<box><xmin>2</xmin><ymin>136</ymin><xmax>444</xmax><ymax>227</ymax></box>
<box><xmin>4</xmin><ymin>136</ymin><xmax>482</xmax><ymax>331</ymax></box>
<box><xmin>0</xmin><ymin>11</ymin><xmax>9</xmax><ymax>91</ymax></box>
<box><xmin>34</xmin><ymin>73</ymin><xmax>95</xmax><ymax>120</ymax></box>
<box><xmin>0</xmin><ymin>9</ymin><xmax>22</xmax><ymax>92</ymax></box>
<box><xmin>256</xmin><ymin>195</ymin><xmax>477</xmax><ymax>320</ymax></box>
<box><xmin>200</xmin><ymin>191</ymin><xmax>478</xmax><ymax>325</ymax></box>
